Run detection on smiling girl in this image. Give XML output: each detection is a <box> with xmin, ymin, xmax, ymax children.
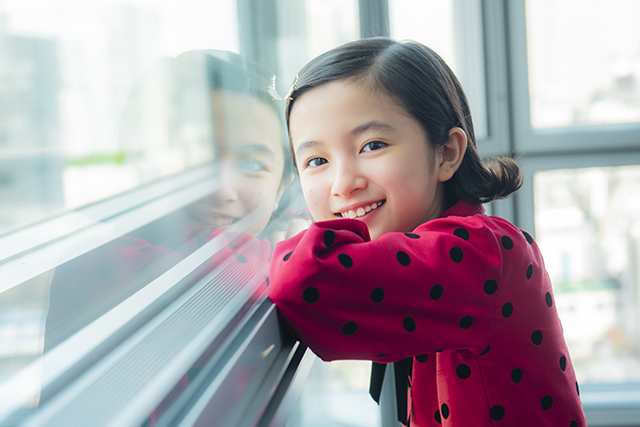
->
<box><xmin>268</xmin><ymin>38</ymin><xmax>586</xmax><ymax>426</ymax></box>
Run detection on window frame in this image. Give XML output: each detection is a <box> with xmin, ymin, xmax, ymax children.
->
<box><xmin>506</xmin><ymin>0</ymin><xmax>640</xmax><ymax>154</ymax></box>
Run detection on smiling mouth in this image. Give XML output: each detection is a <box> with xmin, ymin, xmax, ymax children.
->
<box><xmin>335</xmin><ymin>200</ymin><xmax>385</xmax><ymax>219</ymax></box>
<box><xmin>207</xmin><ymin>217</ymin><xmax>237</xmax><ymax>226</ymax></box>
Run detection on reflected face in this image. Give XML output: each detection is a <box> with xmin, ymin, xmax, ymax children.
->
<box><xmin>190</xmin><ymin>91</ymin><xmax>286</xmax><ymax>237</ymax></box>
<box><xmin>290</xmin><ymin>80</ymin><xmax>445</xmax><ymax>240</ymax></box>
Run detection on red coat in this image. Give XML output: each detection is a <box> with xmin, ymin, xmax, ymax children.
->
<box><xmin>268</xmin><ymin>201</ymin><xmax>586</xmax><ymax>426</ymax></box>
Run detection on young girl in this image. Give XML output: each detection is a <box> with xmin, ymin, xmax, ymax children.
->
<box><xmin>268</xmin><ymin>38</ymin><xmax>586</xmax><ymax>426</ymax></box>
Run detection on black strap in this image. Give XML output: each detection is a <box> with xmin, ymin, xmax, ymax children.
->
<box><xmin>369</xmin><ymin>362</ymin><xmax>386</xmax><ymax>404</ymax></box>
<box><xmin>369</xmin><ymin>358</ymin><xmax>413</xmax><ymax>425</ymax></box>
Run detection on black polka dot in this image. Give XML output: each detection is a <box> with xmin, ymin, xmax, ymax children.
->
<box><xmin>570</xmin><ymin>422</ymin><xmax>577</xmax><ymax>427</ymax></box>
<box><xmin>234</xmin><ymin>253</ymin><xmax>248</xmax><ymax>264</ymax></box>
<box><xmin>370</xmin><ymin>287</ymin><xmax>385</xmax><ymax>303</ymax></box>
<box><xmin>415</xmin><ymin>354</ymin><xmax>429</xmax><ymax>363</ymax></box>
<box><xmin>511</xmin><ymin>368</ymin><xmax>523</xmax><ymax>383</ymax></box>
<box><xmin>480</xmin><ymin>344</ymin><xmax>490</xmax><ymax>355</ymax></box>
<box><xmin>265</xmin><ymin>276</ymin><xmax>269</xmax><ymax>286</ymax></box>
<box><xmin>375</xmin><ymin>353</ymin><xmax>386</xmax><ymax>357</ymax></box>
<box><xmin>342</xmin><ymin>321</ymin><xmax>358</xmax><ymax>335</ymax></box>
<box><xmin>531</xmin><ymin>330</ymin><xmax>543</xmax><ymax>345</ymax></box>
<box><xmin>522</xmin><ymin>230</ymin><xmax>533</xmax><ymax>244</ymax></box>
<box><xmin>323</xmin><ymin>230</ymin><xmax>335</xmax><ymax>247</ymax></box>
<box><xmin>404</xmin><ymin>233</ymin><xmax>420</xmax><ymax>239</ymax></box>
<box><xmin>435</xmin><ymin>349</ymin><xmax>443</xmax><ymax>352</ymax></box>
<box><xmin>354</xmin><ymin>231</ymin><xmax>364</xmax><ymax>239</ymax></box>
<box><xmin>441</xmin><ymin>403</ymin><xmax>450</xmax><ymax>419</ymax></box>
<box><xmin>302</xmin><ymin>287</ymin><xmax>319</xmax><ymax>303</ymax></box>
<box><xmin>284</xmin><ymin>251</ymin><xmax>293</xmax><ymax>261</ymax></box>
<box><xmin>137</xmin><ymin>246</ymin><xmax>152</xmax><ymax>253</ymax></box>
<box><xmin>229</xmin><ymin>243</ymin><xmax>238</xmax><ymax>249</ymax></box>
<box><xmin>501</xmin><ymin>236</ymin><xmax>514</xmax><ymax>250</ymax></box>
<box><xmin>502</xmin><ymin>303</ymin><xmax>514</xmax><ymax>318</ymax></box>
<box><xmin>541</xmin><ymin>395</ymin><xmax>553</xmax><ymax>410</ymax></box>
<box><xmin>450</xmin><ymin>247</ymin><xmax>463</xmax><ymax>263</ymax></box>
<box><xmin>456</xmin><ymin>363</ymin><xmax>471</xmax><ymax>379</ymax></box>
<box><xmin>396</xmin><ymin>251</ymin><xmax>411</xmax><ymax>266</ymax></box>
<box><xmin>430</xmin><ymin>284</ymin><xmax>443</xmax><ymax>300</ymax></box>
<box><xmin>546</xmin><ymin>292</ymin><xmax>553</xmax><ymax>307</ymax></box>
<box><xmin>483</xmin><ymin>279</ymin><xmax>498</xmax><ymax>295</ymax></box>
<box><xmin>338</xmin><ymin>253</ymin><xmax>353</xmax><ymax>268</ymax></box>
<box><xmin>434</xmin><ymin>409</ymin><xmax>442</xmax><ymax>424</ymax></box>
<box><xmin>459</xmin><ymin>315</ymin><xmax>474</xmax><ymax>329</ymax></box>
<box><xmin>576</xmin><ymin>381</ymin><xmax>580</xmax><ymax>395</ymax></box>
<box><xmin>526</xmin><ymin>264</ymin><xmax>533</xmax><ymax>279</ymax></box>
<box><xmin>453</xmin><ymin>228</ymin><xmax>469</xmax><ymax>240</ymax></box>
<box><xmin>560</xmin><ymin>356</ymin><xmax>567</xmax><ymax>371</ymax></box>
<box><xmin>490</xmin><ymin>405</ymin><xmax>505</xmax><ymax>421</ymax></box>
<box><xmin>403</xmin><ymin>316</ymin><xmax>416</xmax><ymax>332</ymax></box>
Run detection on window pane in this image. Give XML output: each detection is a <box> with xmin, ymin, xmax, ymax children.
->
<box><xmin>0</xmin><ymin>0</ymin><xmax>239</xmax><ymax>235</ymax></box>
<box><xmin>526</xmin><ymin>0</ymin><xmax>640</xmax><ymax>129</ymax></box>
<box><xmin>287</xmin><ymin>359</ymin><xmax>381</xmax><ymax>427</ymax></box>
<box><xmin>534</xmin><ymin>165</ymin><xmax>640</xmax><ymax>383</ymax></box>
<box><xmin>389</xmin><ymin>0</ymin><xmax>488</xmax><ymax>140</ymax></box>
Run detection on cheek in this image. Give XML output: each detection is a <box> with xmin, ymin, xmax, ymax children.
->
<box><xmin>300</xmin><ymin>177</ymin><xmax>326</xmax><ymax>216</ymax></box>
<box><xmin>239</xmin><ymin>175</ymin><xmax>281</xmax><ymax>207</ymax></box>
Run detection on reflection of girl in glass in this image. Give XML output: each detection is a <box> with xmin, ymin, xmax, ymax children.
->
<box><xmin>46</xmin><ymin>50</ymin><xmax>297</xmax><ymax>353</ymax></box>
<box><xmin>44</xmin><ymin>50</ymin><xmax>300</xmax><ymax>426</ymax></box>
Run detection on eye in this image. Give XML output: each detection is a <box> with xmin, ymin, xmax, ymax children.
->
<box><xmin>305</xmin><ymin>157</ymin><xmax>328</xmax><ymax>168</ymax></box>
<box><xmin>361</xmin><ymin>140</ymin><xmax>387</xmax><ymax>153</ymax></box>
<box><xmin>238</xmin><ymin>160</ymin><xmax>267</xmax><ymax>172</ymax></box>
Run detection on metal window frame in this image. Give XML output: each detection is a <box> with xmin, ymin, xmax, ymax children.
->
<box><xmin>0</xmin><ymin>164</ymin><xmax>314</xmax><ymax>426</ymax></box>
<box><xmin>506</xmin><ymin>0</ymin><xmax>640</xmax><ymax>154</ymax></box>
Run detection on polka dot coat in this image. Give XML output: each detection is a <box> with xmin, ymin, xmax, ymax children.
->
<box><xmin>268</xmin><ymin>201</ymin><xmax>586</xmax><ymax>426</ymax></box>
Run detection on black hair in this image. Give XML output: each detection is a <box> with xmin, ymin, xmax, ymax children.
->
<box><xmin>285</xmin><ymin>37</ymin><xmax>522</xmax><ymax>205</ymax></box>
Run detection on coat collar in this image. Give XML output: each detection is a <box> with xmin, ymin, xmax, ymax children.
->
<box><xmin>440</xmin><ymin>200</ymin><xmax>486</xmax><ymax>218</ymax></box>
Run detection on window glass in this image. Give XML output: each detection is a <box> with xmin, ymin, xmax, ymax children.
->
<box><xmin>287</xmin><ymin>360</ymin><xmax>381</xmax><ymax>427</ymax></box>
<box><xmin>389</xmin><ymin>0</ymin><xmax>488</xmax><ymax>140</ymax></box>
<box><xmin>526</xmin><ymin>0</ymin><xmax>640</xmax><ymax>129</ymax></box>
<box><xmin>0</xmin><ymin>0</ymin><xmax>238</xmax><ymax>235</ymax></box>
<box><xmin>534</xmin><ymin>165</ymin><xmax>640</xmax><ymax>383</ymax></box>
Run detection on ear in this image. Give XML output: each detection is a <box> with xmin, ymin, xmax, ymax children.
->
<box><xmin>437</xmin><ymin>127</ymin><xmax>467</xmax><ymax>182</ymax></box>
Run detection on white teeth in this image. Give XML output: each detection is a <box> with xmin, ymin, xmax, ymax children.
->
<box><xmin>338</xmin><ymin>201</ymin><xmax>384</xmax><ymax>219</ymax></box>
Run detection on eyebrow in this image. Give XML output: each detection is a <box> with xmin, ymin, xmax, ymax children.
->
<box><xmin>295</xmin><ymin>121</ymin><xmax>395</xmax><ymax>158</ymax></box>
<box><xmin>231</xmin><ymin>143</ymin><xmax>277</xmax><ymax>158</ymax></box>
<box><xmin>348</xmin><ymin>120</ymin><xmax>395</xmax><ymax>136</ymax></box>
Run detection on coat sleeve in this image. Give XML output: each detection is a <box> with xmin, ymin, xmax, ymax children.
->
<box><xmin>267</xmin><ymin>216</ymin><xmax>504</xmax><ymax>363</ymax></box>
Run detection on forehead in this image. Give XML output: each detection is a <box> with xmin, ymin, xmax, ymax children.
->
<box><xmin>289</xmin><ymin>80</ymin><xmax>413</xmax><ymax>146</ymax></box>
<box><xmin>212</xmin><ymin>90</ymin><xmax>284</xmax><ymax>156</ymax></box>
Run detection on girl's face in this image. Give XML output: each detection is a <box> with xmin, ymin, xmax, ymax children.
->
<box><xmin>289</xmin><ymin>80</ymin><xmax>447</xmax><ymax>240</ymax></box>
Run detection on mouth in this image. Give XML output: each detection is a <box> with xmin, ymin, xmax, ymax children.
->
<box><xmin>206</xmin><ymin>216</ymin><xmax>238</xmax><ymax>226</ymax></box>
<box><xmin>191</xmin><ymin>209</ymin><xmax>240</xmax><ymax>226</ymax></box>
<box><xmin>335</xmin><ymin>200</ymin><xmax>385</xmax><ymax>219</ymax></box>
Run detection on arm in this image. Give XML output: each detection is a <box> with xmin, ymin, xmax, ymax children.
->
<box><xmin>268</xmin><ymin>216</ymin><xmax>503</xmax><ymax>363</ymax></box>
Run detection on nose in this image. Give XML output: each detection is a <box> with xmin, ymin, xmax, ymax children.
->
<box><xmin>331</xmin><ymin>160</ymin><xmax>367</xmax><ymax>198</ymax></box>
<box><xmin>211</xmin><ymin>163</ymin><xmax>239</xmax><ymax>204</ymax></box>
